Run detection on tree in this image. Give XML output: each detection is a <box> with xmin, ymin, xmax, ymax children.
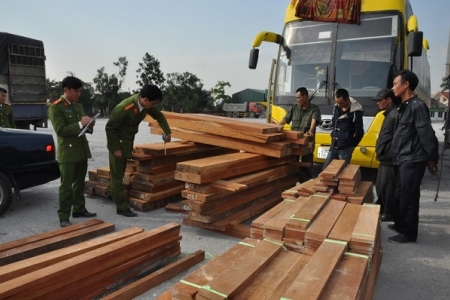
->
<box><xmin>46</xmin><ymin>78</ymin><xmax>61</xmax><ymax>102</ymax></box>
<box><xmin>136</xmin><ymin>53</ymin><xmax>165</xmax><ymax>88</ymax></box>
<box><xmin>93</xmin><ymin>57</ymin><xmax>128</xmax><ymax>115</ymax></box>
<box><xmin>441</xmin><ymin>74</ymin><xmax>450</xmax><ymax>91</ymax></box>
<box><xmin>210</xmin><ymin>81</ymin><xmax>232</xmax><ymax>107</ymax></box>
<box><xmin>162</xmin><ymin>72</ymin><xmax>209</xmax><ymax>113</ymax></box>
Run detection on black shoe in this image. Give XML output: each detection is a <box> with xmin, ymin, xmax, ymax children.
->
<box><xmin>380</xmin><ymin>213</ymin><xmax>394</xmax><ymax>222</ymax></box>
<box><xmin>72</xmin><ymin>211</ymin><xmax>97</xmax><ymax>218</ymax></box>
<box><xmin>117</xmin><ymin>209</ymin><xmax>137</xmax><ymax>217</ymax></box>
<box><xmin>60</xmin><ymin>219</ymin><xmax>72</xmax><ymax>227</ymax></box>
<box><xmin>387</xmin><ymin>224</ymin><xmax>400</xmax><ymax>233</ymax></box>
<box><xmin>388</xmin><ymin>234</ymin><xmax>415</xmax><ymax>244</ymax></box>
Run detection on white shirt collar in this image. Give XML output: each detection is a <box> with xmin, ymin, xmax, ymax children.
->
<box><xmin>137</xmin><ymin>96</ymin><xmax>144</xmax><ymax>111</ymax></box>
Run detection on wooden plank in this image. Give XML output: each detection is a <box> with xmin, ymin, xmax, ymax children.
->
<box><xmin>263</xmin><ymin>197</ymin><xmax>309</xmax><ymax>241</ymax></box>
<box><xmin>209</xmin><ymin>180</ymin><xmax>247</xmax><ymax>191</ymax></box>
<box><xmin>0</xmin><ymin>219</ymin><xmax>104</xmax><ymax>253</ymax></box>
<box><xmin>320</xmin><ymin>159</ymin><xmax>347</xmax><ymax>178</ymax></box>
<box><xmin>175</xmin><ymin>155</ymin><xmax>295</xmax><ymax>184</ymax></box>
<box><xmin>147</xmin><ymin>115</ymin><xmax>285</xmax><ymax>143</ymax></box>
<box><xmin>52</xmin><ymin>237</ymin><xmax>182</xmax><ymax>299</ymax></box>
<box><xmin>99</xmin><ymin>250</ymin><xmax>205</xmax><ymax>300</ymax></box>
<box><xmin>170</xmin><ymin>238</ymin><xmax>260</xmax><ymax>299</ymax></box>
<box><xmin>281</xmin><ymin>239</ymin><xmax>347</xmax><ymax>300</ymax></box>
<box><xmin>234</xmin><ymin>251</ymin><xmax>310</xmax><ymax>300</ymax></box>
<box><xmin>150</xmin><ymin>111</ymin><xmax>282</xmax><ymax>134</ymax></box>
<box><xmin>184</xmin><ymin>191</ymin><xmax>283</xmax><ymax>231</ymax></box>
<box><xmin>0</xmin><ymin>227</ymin><xmax>143</xmax><ymax>283</ymax></box>
<box><xmin>0</xmin><ymin>223</ymin><xmax>181</xmax><ymax>299</ymax></box>
<box><xmin>134</xmin><ymin>141</ymin><xmax>201</xmax><ymax>156</ymax></box>
<box><xmin>303</xmin><ymin>200</ymin><xmax>347</xmax><ymax>249</ymax></box>
<box><xmin>328</xmin><ymin>203</ymin><xmax>362</xmax><ymax>243</ymax></box>
<box><xmin>184</xmin><ymin>164</ymin><xmax>296</xmax><ymax>194</ymax></box>
<box><xmin>321</xmin><ymin>253</ymin><xmax>369</xmax><ymax>300</ymax></box>
<box><xmin>187</xmin><ymin>178</ymin><xmax>296</xmax><ymax>223</ymax></box>
<box><xmin>0</xmin><ymin>220</ymin><xmax>115</xmax><ymax>266</ymax></box>
<box><xmin>338</xmin><ymin>164</ymin><xmax>360</xmax><ymax>181</ymax></box>
<box><xmin>196</xmin><ymin>239</ymin><xmax>284</xmax><ymax>300</ymax></box>
<box><xmin>150</xmin><ymin>126</ymin><xmax>292</xmax><ymax>158</ymax></box>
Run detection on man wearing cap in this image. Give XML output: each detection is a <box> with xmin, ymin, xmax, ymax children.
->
<box><xmin>373</xmin><ymin>88</ymin><xmax>400</xmax><ymax>222</ymax></box>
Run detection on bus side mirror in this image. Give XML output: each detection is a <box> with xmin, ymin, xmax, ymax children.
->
<box><xmin>408</xmin><ymin>31</ymin><xmax>423</xmax><ymax>57</ymax></box>
<box><xmin>249</xmin><ymin>48</ymin><xmax>259</xmax><ymax>69</ymax></box>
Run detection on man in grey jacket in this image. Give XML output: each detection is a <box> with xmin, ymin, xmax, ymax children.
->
<box><xmin>388</xmin><ymin>70</ymin><xmax>439</xmax><ymax>243</ymax></box>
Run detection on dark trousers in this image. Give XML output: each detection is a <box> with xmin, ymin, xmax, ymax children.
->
<box><xmin>393</xmin><ymin>161</ymin><xmax>427</xmax><ymax>241</ymax></box>
<box><xmin>297</xmin><ymin>153</ymin><xmax>313</xmax><ymax>183</ymax></box>
<box><xmin>109</xmin><ymin>152</ymin><xmax>128</xmax><ymax>211</ymax></box>
<box><xmin>57</xmin><ymin>160</ymin><xmax>88</xmax><ymax>220</ymax></box>
<box><xmin>375</xmin><ymin>164</ymin><xmax>397</xmax><ymax>215</ymax></box>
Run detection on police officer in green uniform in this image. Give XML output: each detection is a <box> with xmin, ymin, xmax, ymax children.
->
<box><xmin>106</xmin><ymin>84</ymin><xmax>171</xmax><ymax>217</ymax></box>
<box><xmin>48</xmin><ymin>76</ymin><xmax>97</xmax><ymax>227</ymax></box>
<box><xmin>0</xmin><ymin>87</ymin><xmax>16</xmax><ymax>128</ymax></box>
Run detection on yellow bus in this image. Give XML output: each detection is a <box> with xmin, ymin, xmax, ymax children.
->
<box><xmin>249</xmin><ymin>0</ymin><xmax>430</xmax><ymax>168</ymax></box>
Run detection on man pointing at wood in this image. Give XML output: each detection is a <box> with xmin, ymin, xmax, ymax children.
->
<box><xmin>106</xmin><ymin>84</ymin><xmax>172</xmax><ymax>217</ymax></box>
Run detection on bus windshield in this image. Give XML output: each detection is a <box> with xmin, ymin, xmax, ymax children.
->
<box><xmin>275</xmin><ymin>13</ymin><xmax>400</xmax><ymax>116</ymax></box>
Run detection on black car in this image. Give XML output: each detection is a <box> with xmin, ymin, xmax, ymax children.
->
<box><xmin>0</xmin><ymin>127</ymin><xmax>60</xmax><ymax>215</ymax></box>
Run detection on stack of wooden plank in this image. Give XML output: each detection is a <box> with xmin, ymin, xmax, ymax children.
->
<box><xmin>338</xmin><ymin>164</ymin><xmax>362</xmax><ymax>195</ymax></box>
<box><xmin>313</xmin><ymin>159</ymin><xmax>347</xmax><ymax>192</ymax></box>
<box><xmin>0</xmin><ymin>220</ymin><xmax>184</xmax><ymax>299</ymax></box>
<box><xmin>84</xmin><ymin>142</ymin><xmax>235</xmax><ymax>211</ymax></box>
<box><xmin>178</xmin><ymin>152</ymin><xmax>298</xmax><ymax>231</ymax></box>
<box><xmin>85</xmin><ymin>161</ymin><xmax>135</xmax><ymax>198</ymax></box>
<box><xmin>147</xmin><ymin>112</ymin><xmax>313</xmax><ymax>158</ymax></box>
<box><xmin>157</xmin><ymin>237</ymin><xmax>379</xmax><ymax>300</ymax></box>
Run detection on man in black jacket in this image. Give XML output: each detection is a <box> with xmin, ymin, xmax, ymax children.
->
<box><xmin>373</xmin><ymin>89</ymin><xmax>400</xmax><ymax>222</ymax></box>
<box><xmin>322</xmin><ymin>88</ymin><xmax>364</xmax><ymax>169</ymax></box>
<box><xmin>388</xmin><ymin>70</ymin><xmax>439</xmax><ymax>243</ymax></box>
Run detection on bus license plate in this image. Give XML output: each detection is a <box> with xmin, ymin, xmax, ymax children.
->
<box><xmin>317</xmin><ymin>147</ymin><xmax>330</xmax><ymax>159</ymax></box>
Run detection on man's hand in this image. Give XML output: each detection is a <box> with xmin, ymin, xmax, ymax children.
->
<box><xmin>427</xmin><ymin>161</ymin><xmax>438</xmax><ymax>175</ymax></box>
<box><xmin>163</xmin><ymin>134</ymin><xmax>171</xmax><ymax>143</ymax></box>
<box><xmin>88</xmin><ymin>119</ymin><xmax>96</xmax><ymax>130</ymax></box>
<box><xmin>81</xmin><ymin>116</ymin><xmax>90</xmax><ymax>127</ymax></box>
<box><xmin>113</xmin><ymin>150</ymin><xmax>123</xmax><ymax>159</ymax></box>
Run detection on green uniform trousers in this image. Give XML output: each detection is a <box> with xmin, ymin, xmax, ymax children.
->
<box><xmin>109</xmin><ymin>152</ymin><xmax>128</xmax><ymax>211</ymax></box>
<box><xmin>58</xmin><ymin>160</ymin><xmax>88</xmax><ymax>220</ymax></box>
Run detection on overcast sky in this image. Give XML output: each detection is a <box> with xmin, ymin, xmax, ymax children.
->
<box><xmin>2</xmin><ymin>0</ymin><xmax>449</xmax><ymax>95</ymax></box>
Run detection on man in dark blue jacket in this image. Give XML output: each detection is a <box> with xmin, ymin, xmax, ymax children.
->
<box><xmin>322</xmin><ymin>88</ymin><xmax>364</xmax><ymax>169</ymax></box>
<box><xmin>388</xmin><ymin>70</ymin><xmax>439</xmax><ymax>243</ymax></box>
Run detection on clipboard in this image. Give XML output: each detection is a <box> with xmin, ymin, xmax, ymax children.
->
<box><xmin>78</xmin><ymin>113</ymin><xmax>100</xmax><ymax>137</ymax></box>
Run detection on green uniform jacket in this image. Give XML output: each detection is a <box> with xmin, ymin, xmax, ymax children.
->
<box><xmin>105</xmin><ymin>94</ymin><xmax>171</xmax><ymax>158</ymax></box>
<box><xmin>48</xmin><ymin>97</ymin><xmax>92</xmax><ymax>163</ymax></box>
<box><xmin>0</xmin><ymin>103</ymin><xmax>16</xmax><ymax>128</ymax></box>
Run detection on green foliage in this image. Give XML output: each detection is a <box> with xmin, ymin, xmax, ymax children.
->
<box><xmin>136</xmin><ymin>53</ymin><xmax>165</xmax><ymax>89</ymax></box>
<box><xmin>210</xmin><ymin>81</ymin><xmax>232</xmax><ymax>107</ymax></box>
<box><xmin>46</xmin><ymin>78</ymin><xmax>61</xmax><ymax>102</ymax></box>
<box><xmin>93</xmin><ymin>57</ymin><xmax>129</xmax><ymax>115</ymax></box>
<box><xmin>441</xmin><ymin>74</ymin><xmax>450</xmax><ymax>91</ymax></box>
<box><xmin>162</xmin><ymin>72</ymin><xmax>210</xmax><ymax>113</ymax></box>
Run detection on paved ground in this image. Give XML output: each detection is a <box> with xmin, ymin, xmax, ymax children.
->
<box><xmin>0</xmin><ymin>119</ymin><xmax>449</xmax><ymax>299</ymax></box>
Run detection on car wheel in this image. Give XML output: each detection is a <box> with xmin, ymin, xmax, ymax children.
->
<box><xmin>0</xmin><ymin>173</ymin><xmax>13</xmax><ymax>216</ymax></box>
<box><xmin>249</xmin><ymin>112</ymin><xmax>255</xmax><ymax>118</ymax></box>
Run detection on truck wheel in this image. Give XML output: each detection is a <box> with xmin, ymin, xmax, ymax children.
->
<box><xmin>226</xmin><ymin>112</ymin><xmax>233</xmax><ymax>117</ymax></box>
<box><xmin>0</xmin><ymin>173</ymin><xmax>13</xmax><ymax>216</ymax></box>
<box><xmin>232</xmin><ymin>112</ymin><xmax>239</xmax><ymax>118</ymax></box>
<box><xmin>249</xmin><ymin>112</ymin><xmax>255</xmax><ymax>118</ymax></box>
